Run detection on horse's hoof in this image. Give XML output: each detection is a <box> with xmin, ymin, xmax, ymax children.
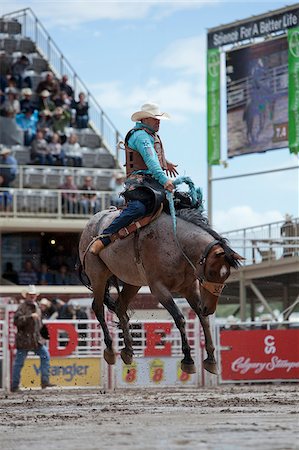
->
<box><xmin>120</xmin><ymin>348</ymin><xmax>133</xmax><ymax>365</ymax></box>
<box><xmin>203</xmin><ymin>358</ymin><xmax>218</xmax><ymax>375</ymax></box>
<box><xmin>181</xmin><ymin>361</ymin><xmax>196</xmax><ymax>374</ymax></box>
<box><xmin>104</xmin><ymin>348</ymin><xmax>116</xmax><ymax>365</ymax></box>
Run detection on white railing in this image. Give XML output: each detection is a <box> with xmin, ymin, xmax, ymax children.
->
<box><xmin>1</xmin><ymin>8</ymin><xmax>123</xmax><ymax>157</ymax></box>
<box><xmin>222</xmin><ymin>218</ymin><xmax>299</xmax><ymax>265</ymax></box>
<box><xmin>0</xmin><ymin>187</ymin><xmax>117</xmax><ymax>218</ymax></box>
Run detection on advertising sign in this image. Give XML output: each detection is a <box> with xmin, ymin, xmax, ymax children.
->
<box><xmin>288</xmin><ymin>27</ymin><xmax>299</xmax><ymax>154</ymax></box>
<box><xmin>226</xmin><ymin>37</ymin><xmax>288</xmax><ymax>158</ymax></box>
<box><xmin>220</xmin><ymin>329</ymin><xmax>299</xmax><ymax>381</ymax></box>
<box><xmin>208</xmin><ymin>6</ymin><xmax>299</xmax><ymax>49</ymax></box>
<box><xmin>207</xmin><ymin>48</ymin><xmax>221</xmax><ymax>165</ymax></box>
<box><xmin>20</xmin><ymin>357</ymin><xmax>102</xmax><ymax>388</ymax></box>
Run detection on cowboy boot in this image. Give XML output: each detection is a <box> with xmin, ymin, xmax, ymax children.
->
<box><xmin>89</xmin><ymin>239</ymin><xmax>105</xmax><ymax>255</ymax></box>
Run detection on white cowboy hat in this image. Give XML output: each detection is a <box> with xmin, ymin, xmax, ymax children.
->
<box><xmin>40</xmin><ymin>89</ymin><xmax>50</xmax><ymax>97</ymax></box>
<box><xmin>21</xmin><ymin>87</ymin><xmax>32</xmax><ymax>96</ymax></box>
<box><xmin>22</xmin><ymin>284</ymin><xmax>40</xmax><ymax>298</ymax></box>
<box><xmin>131</xmin><ymin>102</ymin><xmax>171</xmax><ymax>122</ymax></box>
<box><xmin>0</xmin><ymin>147</ymin><xmax>11</xmax><ymax>155</ymax></box>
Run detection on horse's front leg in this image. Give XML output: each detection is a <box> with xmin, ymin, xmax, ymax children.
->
<box><xmin>114</xmin><ymin>283</ymin><xmax>141</xmax><ymax>365</ymax></box>
<box><xmin>151</xmin><ymin>284</ymin><xmax>196</xmax><ymax>374</ymax></box>
<box><xmin>185</xmin><ymin>284</ymin><xmax>217</xmax><ymax>375</ymax></box>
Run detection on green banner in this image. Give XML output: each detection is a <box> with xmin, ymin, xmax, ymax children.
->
<box><xmin>288</xmin><ymin>27</ymin><xmax>299</xmax><ymax>155</ymax></box>
<box><xmin>207</xmin><ymin>48</ymin><xmax>221</xmax><ymax>165</ymax></box>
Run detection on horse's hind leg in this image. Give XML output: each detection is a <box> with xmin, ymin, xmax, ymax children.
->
<box><xmin>114</xmin><ymin>283</ymin><xmax>141</xmax><ymax>365</ymax></box>
<box><xmin>87</xmin><ymin>255</ymin><xmax>116</xmax><ymax>365</ymax></box>
<box><xmin>151</xmin><ymin>284</ymin><xmax>196</xmax><ymax>374</ymax></box>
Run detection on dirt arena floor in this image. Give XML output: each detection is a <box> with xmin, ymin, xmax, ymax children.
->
<box><xmin>0</xmin><ymin>384</ymin><xmax>298</xmax><ymax>450</ymax></box>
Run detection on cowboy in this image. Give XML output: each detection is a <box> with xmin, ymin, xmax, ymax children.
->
<box><xmin>90</xmin><ymin>102</ymin><xmax>178</xmax><ymax>255</ymax></box>
<box><xmin>11</xmin><ymin>285</ymin><xmax>55</xmax><ymax>392</ymax></box>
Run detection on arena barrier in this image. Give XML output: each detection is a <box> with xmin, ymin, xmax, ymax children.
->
<box><xmin>3</xmin><ymin>305</ymin><xmax>206</xmax><ymax>391</ymax></box>
<box><xmin>216</xmin><ymin>322</ymin><xmax>299</xmax><ymax>383</ymax></box>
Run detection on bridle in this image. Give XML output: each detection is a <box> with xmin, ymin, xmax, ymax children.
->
<box><xmin>179</xmin><ymin>238</ymin><xmax>227</xmax><ymax>297</ymax></box>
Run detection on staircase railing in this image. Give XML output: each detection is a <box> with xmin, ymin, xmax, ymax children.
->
<box><xmin>1</xmin><ymin>8</ymin><xmax>122</xmax><ymax>159</ymax></box>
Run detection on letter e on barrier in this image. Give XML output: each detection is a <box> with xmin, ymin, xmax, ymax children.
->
<box><xmin>48</xmin><ymin>323</ymin><xmax>78</xmax><ymax>356</ymax></box>
<box><xmin>144</xmin><ymin>323</ymin><xmax>172</xmax><ymax>356</ymax></box>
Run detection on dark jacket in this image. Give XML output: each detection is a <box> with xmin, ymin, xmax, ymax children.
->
<box><xmin>14</xmin><ymin>301</ymin><xmax>44</xmax><ymax>350</ymax></box>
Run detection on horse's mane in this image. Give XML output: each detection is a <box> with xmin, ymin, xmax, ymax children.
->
<box><xmin>175</xmin><ymin>209</ymin><xmax>241</xmax><ymax>269</ymax></box>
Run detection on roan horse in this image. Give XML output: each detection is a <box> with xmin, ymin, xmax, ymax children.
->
<box><xmin>79</xmin><ymin>207</ymin><xmax>243</xmax><ymax>375</ymax></box>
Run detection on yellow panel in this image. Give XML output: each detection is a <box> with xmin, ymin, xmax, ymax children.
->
<box><xmin>20</xmin><ymin>357</ymin><xmax>102</xmax><ymax>388</ymax></box>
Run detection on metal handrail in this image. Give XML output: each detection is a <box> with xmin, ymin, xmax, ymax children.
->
<box><xmin>1</xmin><ymin>8</ymin><xmax>123</xmax><ymax>157</ymax></box>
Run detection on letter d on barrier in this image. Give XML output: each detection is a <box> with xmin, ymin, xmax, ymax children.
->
<box><xmin>47</xmin><ymin>323</ymin><xmax>78</xmax><ymax>356</ymax></box>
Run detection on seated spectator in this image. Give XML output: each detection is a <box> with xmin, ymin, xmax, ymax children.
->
<box><xmin>0</xmin><ymin>87</ymin><xmax>20</xmax><ymax>118</ymax></box>
<box><xmin>20</xmin><ymin>88</ymin><xmax>36</xmax><ymax>111</ymax></box>
<box><xmin>48</xmin><ymin>132</ymin><xmax>66</xmax><ymax>165</ymax></box>
<box><xmin>31</xmin><ymin>130</ymin><xmax>53</xmax><ymax>165</ymax></box>
<box><xmin>54</xmin><ymin>263</ymin><xmax>78</xmax><ymax>285</ymax></box>
<box><xmin>10</xmin><ymin>55</ymin><xmax>31</xmax><ymax>89</ymax></box>
<box><xmin>2</xmin><ymin>261</ymin><xmax>19</xmax><ymax>284</ymax></box>
<box><xmin>0</xmin><ymin>174</ymin><xmax>13</xmax><ymax>211</ymax></box>
<box><xmin>49</xmin><ymin>298</ymin><xmax>65</xmax><ymax>319</ymax></box>
<box><xmin>59</xmin><ymin>75</ymin><xmax>74</xmax><ymax>99</ymax></box>
<box><xmin>36</xmin><ymin>72</ymin><xmax>60</xmax><ymax>98</ymax></box>
<box><xmin>38</xmin><ymin>262</ymin><xmax>55</xmax><ymax>285</ymax></box>
<box><xmin>51</xmin><ymin>107</ymin><xmax>71</xmax><ymax>142</ymax></box>
<box><xmin>16</xmin><ymin>107</ymin><xmax>39</xmax><ymax>146</ymax></box>
<box><xmin>18</xmin><ymin>260</ymin><xmax>38</xmax><ymax>285</ymax></box>
<box><xmin>110</xmin><ymin>173</ymin><xmax>126</xmax><ymax>208</ymax></box>
<box><xmin>38</xmin><ymin>110</ymin><xmax>53</xmax><ymax>131</ymax></box>
<box><xmin>37</xmin><ymin>89</ymin><xmax>55</xmax><ymax>114</ymax></box>
<box><xmin>54</xmin><ymin>91</ymin><xmax>72</xmax><ymax>110</ymax></box>
<box><xmin>72</xmin><ymin>92</ymin><xmax>89</xmax><ymax>129</ymax></box>
<box><xmin>63</xmin><ymin>134</ymin><xmax>82</xmax><ymax>167</ymax></box>
<box><xmin>80</xmin><ymin>176</ymin><xmax>101</xmax><ymax>215</ymax></box>
<box><xmin>59</xmin><ymin>174</ymin><xmax>78</xmax><ymax>213</ymax></box>
<box><xmin>0</xmin><ymin>147</ymin><xmax>18</xmax><ymax>187</ymax></box>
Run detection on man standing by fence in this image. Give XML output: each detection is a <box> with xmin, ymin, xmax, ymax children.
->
<box><xmin>11</xmin><ymin>285</ymin><xmax>55</xmax><ymax>392</ymax></box>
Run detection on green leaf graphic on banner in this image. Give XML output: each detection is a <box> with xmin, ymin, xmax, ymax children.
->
<box><xmin>288</xmin><ymin>27</ymin><xmax>299</xmax><ymax>155</ymax></box>
<box><xmin>207</xmin><ymin>49</ymin><xmax>221</xmax><ymax>165</ymax></box>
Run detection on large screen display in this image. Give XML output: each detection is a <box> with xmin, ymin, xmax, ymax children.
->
<box><xmin>226</xmin><ymin>37</ymin><xmax>288</xmax><ymax>158</ymax></box>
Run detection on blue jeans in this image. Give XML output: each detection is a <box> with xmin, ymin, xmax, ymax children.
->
<box><xmin>12</xmin><ymin>345</ymin><xmax>50</xmax><ymax>389</ymax></box>
<box><xmin>101</xmin><ymin>199</ymin><xmax>147</xmax><ymax>245</ymax></box>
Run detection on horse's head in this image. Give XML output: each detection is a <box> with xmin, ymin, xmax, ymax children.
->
<box><xmin>197</xmin><ymin>242</ymin><xmax>243</xmax><ymax>316</ymax></box>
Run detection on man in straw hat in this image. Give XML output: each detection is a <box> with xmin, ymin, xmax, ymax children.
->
<box><xmin>90</xmin><ymin>102</ymin><xmax>178</xmax><ymax>255</ymax></box>
<box><xmin>0</xmin><ymin>146</ymin><xmax>18</xmax><ymax>187</ymax></box>
<box><xmin>11</xmin><ymin>285</ymin><xmax>55</xmax><ymax>392</ymax></box>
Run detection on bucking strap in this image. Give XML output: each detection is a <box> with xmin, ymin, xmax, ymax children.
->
<box><xmin>110</xmin><ymin>204</ymin><xmax>163</xmax><ymax>243</ymax></box>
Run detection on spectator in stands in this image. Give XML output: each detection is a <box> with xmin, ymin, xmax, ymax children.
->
<box><xmin>31</xmin><ymin>129</ymin><xmax>53</xmax><ymax>165</ymax></box>
<box><xmin>49</xmin><ymin>298</ymin><xmax>65</xmax><ymax>319</ymax></box>
<box><xmin>54</xmin><ymin>90</ymin><xmax>72</xmax><ymax>110</ymax></box>
<box><xmin>16</xmin><ymin>107</ymin><xmax>39</xmax><ymax>146</ymax></box>
<box><xmin>2</xmin><ymin>262</ymin><xmax>19</xmax><ymax>284</ymax></box>
<box><xmin>20</xmin><ymin>88</ymin><xmax>35</xmax><ymax>111</ymax></box>
<box><xmin>36</xmin><ymin>71</ymin><xmax>60</xmax><ymax>98</ymax></box>
<box><xmin>38</xmin><ymin>262</ymin><xmax>54</xmax><ymax>285</ymax></box>
<box><xmin>63</xmin><ymin>133</ymin><xmax>82</xmax><ymax>167</ymax></box>
<box><xmin>72</xmin><ymin>92</ymin><xmax>89</xmax><ymax>129</ymax></box>
<box><xmin>54</xmin><ymin>263</ymin><xmax>78</xmax><ymax>285</ymax></box>
<box><xmin>37</xmin><ymin>89</ymin><xmax>55</xmax><ymax>113</ymax></box>
<box><xmin>0</xmin><ymin>147</ymin><xmax>18</xmax><ymax>187</ymax></box>
<box><xmin>0</xmin><ymin>87</ymin><xmax>20</xmax><ymax>118</ymax></box>
<box><xmin>59</xmin><ymin>174</ymin><xmax>78</xmax><ymax>213</ymax></box>
<box><xmin>0</xmin><ymin>75</ymin><xmax>8</xmax><ymax>104</ymax></box>
<box><xmin>18</xmin><ymin>260</ymin><xmax>38</xmax><ymax>285</ymax></box>
<box><xmin>0</xmin><ymin>174</ymin><xmax>13</xmax><ymax>211</ymax></box>
<box><xmin>110</xmin><ymin>173</ymin><xmax>126</xmax><ymax>208</ymax></box>
<box><xmin>48</xmin><ymin>132</ymin><xmax>65</xmax><ymax>165</ymax></box>
<box><xmin>80</xmin><ymin>176</ymin><xmax>101</xmax><ymax>214</ymax></box>
<box><xmin>51</xmin><ymin>106</ymin><xmax>71</xmax><ymax>142</ymax></box>
<box><xmin>59</xmin><ymin>75</ymin><xmax>74</xmax><ymax>99</ymax></box>
<box><xmin>11</xmin><ymin>284</ymin><xmax>54</xmax><ymax>392</ymax></box>
<box><xmin>10</xmin><ymin>55</ymin><xmax>31</xmax><ymax>89</ymax></box>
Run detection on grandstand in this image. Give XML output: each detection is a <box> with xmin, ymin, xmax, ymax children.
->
<box><xmin>0</xmin><ymin>8</ymin><xmax>124</xmax><ymax>291</ymax></box>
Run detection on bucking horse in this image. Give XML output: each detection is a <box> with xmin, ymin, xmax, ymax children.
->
<box><xmin>79</xmin><ymin>187</ymin><xmax>243</xmax><ymax>375</ymax></box>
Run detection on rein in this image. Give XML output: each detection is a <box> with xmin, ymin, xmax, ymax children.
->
<box><xmin>166</xmin><ymin>186</ymin><xmax>226</xmax><ymax>297</ymax></box>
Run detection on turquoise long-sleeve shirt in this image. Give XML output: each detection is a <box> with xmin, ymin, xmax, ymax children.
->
<box><xmin>127</xmin><ymin>122</ymin><xmax>168</xmax><ymax>186</ymax></box>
